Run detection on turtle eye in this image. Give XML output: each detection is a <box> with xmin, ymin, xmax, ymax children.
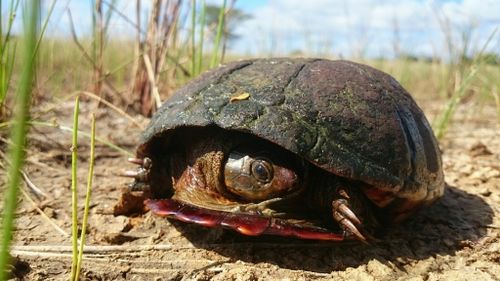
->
<box><xmin>251</xmin><ymin>160</ymin><xmax>273</xmax><ymax>183</ymax></box>
<box><xmin>224</xmin><ymin>152</ymin><xmax>300</xmax><ymax>202</ymax></box>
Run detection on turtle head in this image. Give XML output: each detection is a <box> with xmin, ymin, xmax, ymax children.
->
<box><xmin>162</xmin><ymin>129</ymin><xmax>305</xmax><ymax>212</ymax></box>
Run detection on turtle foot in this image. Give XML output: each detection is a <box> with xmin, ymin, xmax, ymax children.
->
<box><xmin>332</xmin><ymin>199</ymin><xmax>369</xmax><ymax>243</ymax></box>
<box><xmin>122</xmin><ymin>157</ymin><xmax>152</xmax><ymax>192</ymax></box>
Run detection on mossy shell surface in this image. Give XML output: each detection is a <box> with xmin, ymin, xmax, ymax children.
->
<box><xmin>138</xmin><ymin>58</ymin><xmax>444</xmax><ymax>202</ymax></box>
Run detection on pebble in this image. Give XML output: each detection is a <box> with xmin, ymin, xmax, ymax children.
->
<box><xmin>366</xmin><ymin>259</ymin><xmax>394</xmax><ymax>279</ymax></box>
<box><xmin>468</xmin><ymin>142</ymin><xmax>493</xmax><ymax>157</ymax></box>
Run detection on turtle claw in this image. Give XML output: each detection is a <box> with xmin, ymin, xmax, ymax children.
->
<box><xmin>123</xmin><ymin>157</ymin><xmax>152</xmax><ymax>192</ymax></box>
<box><xmin>121</xmin><ymin>169</ymin><xmax>149</xmax><ymax>182</ymax></box>
<box><xmin>333</xmin><ymin>200</ymin><xmax>362</xmax><ymax>226</ymax></box>
<box><xmin>122</xmin><ymin>170</ymin><xmax>141</xmax><ymax>178</ymax></box>
<box><xmin>332</xmin><ymin>199</ymin><xmax>368</xmax><ymax>242</ymax></box>
<box><xmin>127</xmin><ymin>157</ymin><xmax>145</xmax><ymax>165</ymax></box>
<box><xmin>339</xmin><ymin>217</ymin><xmax>367</xmax><ymax>242</ymax></box>
<box><xmin>127</xmin><ymin>157</ymin><xmax>152</xmax><ymax>169</ymax></box>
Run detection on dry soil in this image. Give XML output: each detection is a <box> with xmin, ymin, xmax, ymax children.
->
<box><xmin>2</xmin><ymin>99</ymin><xmax>499</xmax><ymax>281</ymax></box>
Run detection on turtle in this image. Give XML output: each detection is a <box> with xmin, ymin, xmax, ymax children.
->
<box><xmin>124</xmin><ymin>58</ymin><xmax>445</xmax><ymax>242</ymax></box>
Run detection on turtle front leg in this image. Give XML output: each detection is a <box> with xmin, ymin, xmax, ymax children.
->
<box><xmin>123</xmin><ymin>157</ymin><xmax>152</xmax><ymax>191</ymax></box>
<box><xmin>329</xmin><ymin>184</ymin><xmax>379</xmax><ymax>243</ymax></box>
<box><xmin>332</xmin><ymin>198</ymin><xmax>367</xmax><ymax>242</ymax></box>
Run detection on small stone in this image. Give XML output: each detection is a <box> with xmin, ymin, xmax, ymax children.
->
<box><xmin>366</xmin><ymin>259</ymin><xmax>394</xmax><ymax>278</ymax></box>
<box><xmin>479</xmin><ymin>188</ymin><xmax>492</xmax><ymax>197</ymax></box>
<box><xmin>43</xmin><ymin>207</ymin><xmax>57</xmax><ymax>218</ymax></box>
<box><xmin>468</xmin><ymin>142</ymin><xmax>493</xmax><ymax>157</ymax></box>
<box><xmin>113</xmin><ymin>188</ymin><xmax>148</xmax><ymax>216</ymax></box>
<box><xmin>408</xmin><ymin>257</ymin><xmax>435</xmax><ymax>276</ymax></box>
<box><xmin>458</xmin><ymin>240</ymin><xmax>475</xmax><ymax>249</ymax></box>
<box><xmin>97</xmin><ymin>232</ymin><xmax>139</xmax><ymax>245</ymax></box>
<box><xmin>93</xmin><ymin>214</ymin><xmax>130</xmax><ymax>233</ymax></box>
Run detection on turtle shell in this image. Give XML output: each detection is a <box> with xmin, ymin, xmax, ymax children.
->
<box><xmin>138</xmin><ymin>58</ymin><xmax>444</xmax><ymax>204</ymax></box>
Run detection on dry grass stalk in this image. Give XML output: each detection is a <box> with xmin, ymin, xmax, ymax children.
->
<box><xmin>94</xmin><ymin>0</ymin><xmax>104</xmax><ymax>99</ymax></box>
<box><xmin>67</xmin><ymin>8</ymin><xmax>122</xmax><ymax>104</ymax></box>
<box><xmin>74</xmin><ymin>91</ymin><xmax>145</xmax><ymax>129</ymax></box>
<box><xmin>142</xmin><ymin>53</ymin><xmax>162</xmax><ymax>111</ymax></box>
<box><xmin>20</xmin><ymin>189</ymin><xmax>69</xmax><ymax>237</ymax></box>
<box><xmin>130</xmin><ymin>0</ymin><xmax>183</xmax><ymax>117</ymax></box>
<box><xmin>220</xmin><ymin>0</ymin><xmax>237</xmax><ymax>66</ymax></box>
<box><xmin>128</xmin><ymin>0</ymin><xmax>142</xmax><ymax>107</ymax></box>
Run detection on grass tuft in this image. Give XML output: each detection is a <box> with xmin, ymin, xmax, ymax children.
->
<box><xmin>0</xmin><ymin>0</ymin><xmax>21</xmax><ymax>120</ymax></box>
<box><xmin>0</xmin><ymin>1</ymin><xmax>39</xmax><ymax>279</ymax></box>
<box><xmin>209</xmin><ymin>0</ymin><xmax>227</xmax><ymax>68</ymax></box>
<box><xmin>433</xmin><ymin>27</ymin><xmax>499</xmax><ymax>139</ymax></box>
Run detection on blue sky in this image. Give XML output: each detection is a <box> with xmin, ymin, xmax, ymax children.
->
<box><xmin>229</xmin><ymin>0</ymin><xmax>500</xmax><ymax>58</ymax></box>
<box><xmin>2</xmin><ymin>0</ymin><xmax>499</xmax><ymax>58</ymax></box>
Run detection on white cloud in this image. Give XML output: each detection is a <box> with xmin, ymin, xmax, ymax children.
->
<box><xmin>442</xmin><ymin>0</ymin><xmax>500</xmax><ymax>24</ymax></box>
<box><xmin>231</xmin><ymin>0</ymin><xmax>500</xmax><ymax>58</ymax></box>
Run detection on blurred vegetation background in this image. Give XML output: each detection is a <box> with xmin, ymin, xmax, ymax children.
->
<box><xmin>0</xmin><ymin>0</ymin><xmax>498</xmax><ymax>121</ymax></box>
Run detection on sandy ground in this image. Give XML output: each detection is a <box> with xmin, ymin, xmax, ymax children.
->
<box><xmin>1</xmin><ymin>99</ymin><xmax>498</xmax><ymax>281</ymax></box>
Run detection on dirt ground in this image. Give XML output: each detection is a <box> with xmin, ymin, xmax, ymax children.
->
<box><xmin>2</xmin><ymin>99</ymin><xmax>499</xmax><ymax>281</ymax></box>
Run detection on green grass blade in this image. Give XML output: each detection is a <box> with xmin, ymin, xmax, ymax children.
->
<box><xmin>0</xmin><ymin>0</ymin><xmax>20</xmax><ymax>58</ymax></box>
<box><xmin>69</xmin><ymin>96</ymin><xmax>80</xmax><ymax>281</ymax></box>
<box><xmin>0</xmin><ymin>1</ymin><xmax>39</xmax><ymax>279</ymax></box>
<box><xmin>0</xmin><ymin>41</ymin><xmax>17</xmax><ymax>105</ymax></box>
<box><xmin>32</xmin><ymin>0</ymin><xmax>57</xmax><ymax>60</ymax></box>
<box><xmin>0</xmin><ymin>0</ymin><xmax>20</xmax><ymax>109</ymax></box>
<box><xmin>209</xmin><ymin>0</ymin><xmax>227</xmax><ymax>68</ymax></box>
<box><xmin>0</xmin><ymin>0</ymin><xmax>2</xmax><ymax>40</ymax></box>
<box><xmin>433</xmin><ymin>27</ymin><xmax>498</xmax><ymax>139</ymax></box>
<box><xmin>433</xmin><ymin>66</ymin><xmax>480</xmax><ymax>139</ymax></box>
<box><xmin>191</xmin><ymin>0</ymin><xmax>197</xmax><ymax>76</ymax></box>
<box><xmin>91</xmin><ymin>0</ymin><xmax>97</xmax><ymax>63</ymax></box>
<box><xmin>196</xmin><ymin>0</ymin><xmax>206</xmax><ymax>75</ymax></box>
<box><xmin>103</xmin><ymin>0</ymin><xmax>117</xmax><ymax>40</ymax></box>
<box><xmin>75</xmin><ymin>114</ymin><xmax>96</xmax><ymax>280</ymax></box>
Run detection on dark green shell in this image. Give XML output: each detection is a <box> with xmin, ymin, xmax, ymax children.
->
<box><xmin>139</xmin><ymin>58</ymin><xmax>444</xmax><ymax>202</ymax></box>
